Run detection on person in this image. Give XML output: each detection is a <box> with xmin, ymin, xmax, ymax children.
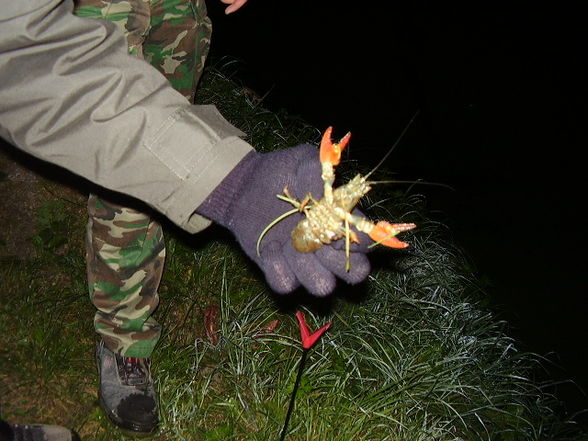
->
<box><xmin>0</xmin><ymin>0</ymin><xmax>373</xmax><ymax>436</ymax></box>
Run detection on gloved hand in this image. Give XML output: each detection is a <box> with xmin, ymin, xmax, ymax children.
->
<box><xmin>196</xmin><ymin>144</ymin><xmax>372</xmax><ymax>296</ymax></box>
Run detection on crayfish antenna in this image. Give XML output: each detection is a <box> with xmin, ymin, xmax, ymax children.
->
<box><xmin>364</xmin><ymin>109</ymin><xmax>420</xmax><ymax>180</ymax></box>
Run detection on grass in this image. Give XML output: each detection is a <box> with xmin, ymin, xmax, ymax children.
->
<box><xmin>1</xmin><ymin>62</ymin><xmax>587</xmax><ymax>440</ymax></box>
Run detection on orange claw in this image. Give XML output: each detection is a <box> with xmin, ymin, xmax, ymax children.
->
<box><xmin>319</xmin><ymin>126</ymin><xmax>351</xmax><ymax>166</ymax></box>
<box><xmin>369</xmin><ymin>221</ymin><xmax>416</xmax><ymax>248</ymax></box>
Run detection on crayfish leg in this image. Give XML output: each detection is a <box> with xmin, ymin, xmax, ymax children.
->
<box><xmin>342</xmin><ymin>219</ymin><xmax>362</xmax><ymax>272</ymax></box>
<box><xmin>298</xmin><ymin>194</ymin><xmax>312</xmax><ymax>212</ymax></box>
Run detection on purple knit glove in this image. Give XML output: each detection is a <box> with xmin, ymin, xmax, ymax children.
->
<box><xmin>196</xmin><ymin>144</ymin><xmax>372</xmax><ymax>296</ymax></box>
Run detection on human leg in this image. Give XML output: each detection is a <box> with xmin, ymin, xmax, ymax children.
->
<box><xmin>86</xmin><ymin>195</ymin><xmax>165</xmax><ymax>359</ymax></box>
<box><xmin>74</xmin><ymin>1</ymin><xmax>164</xmax><ymax>433</ymax></box>
<box><xmin>144</xmin><ymin>0</ymin><xmax>212</xmax><ymax>102</ymax></box>
<box><xmin>77</xmin><ymin>0</ymin><xmax>211</xmax><ymax>355</ymax></box>
<box><xmin>86</xmin><ymin>194</ymin><xmax>164</xmax><ymax>434</ymax></box>
<box><xmin>74</xmin><ymin>0</ymin><xmax>211</xmax><ymax>434</ymax></box>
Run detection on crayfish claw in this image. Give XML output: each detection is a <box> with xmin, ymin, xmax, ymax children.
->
<box><xmin>389</xmin><ymin>222</ymin><xmax>417</xmax><ymax>233</ymax></box>
<box><xmin>320</xmin><ymin>126</ymin><xmax>351</xmax><ymax>166</ymax></box>
<box><xmin>368</xmin><ymin>221</ymin><xmax>416</xmax><ymax>249</ymax></box>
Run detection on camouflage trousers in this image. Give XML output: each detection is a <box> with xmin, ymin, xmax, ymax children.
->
<box><xmin>75</xmin><ymin>0</ymin><xmax>212</xmax><ymax>357</ymax></box>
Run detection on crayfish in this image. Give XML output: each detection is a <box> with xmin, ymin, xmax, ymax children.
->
<box><xmin>256</xmin><ymin>125</ymin><xmax>417</xmax><ymax>272</ymax></box>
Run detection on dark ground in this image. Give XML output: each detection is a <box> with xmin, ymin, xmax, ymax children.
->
<box><xmin>206</xmin><ymin>0</ymin><xmax>587</xmax><ymax>427</ymax></box>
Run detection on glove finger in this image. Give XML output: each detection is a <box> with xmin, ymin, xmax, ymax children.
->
<box><xmin>291</xmin><ymin>150</ymin><xmax>324</xmax><ymax>200</ymax></box>
<box><xmin>259</xmin><ymin>241</ymin><xmax>300</xmax><ymax>294</ymax></box>
<box><xmin>283</xmin><ymin>242</ymin><xmax>336</xmax><ymax>297</ymax></box>
<box><xmin>315</xmin><ymin>245</ymin><xmax>371</xmax><ymax>285</ymax></box>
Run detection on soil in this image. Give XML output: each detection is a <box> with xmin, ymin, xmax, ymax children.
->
<box><xmin>0</xmin><ymin>143</ymin><xmax>41</xmax><ymax>259</ymax></box>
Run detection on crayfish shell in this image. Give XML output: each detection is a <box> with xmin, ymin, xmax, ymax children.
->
<box><xmin>291</xmin><ymin>219</ymin><xmax>325</xmax><ymax>253</ymax></box>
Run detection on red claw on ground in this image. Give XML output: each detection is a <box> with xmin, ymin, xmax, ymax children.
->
<box><xmin>369</xmin><ymin>221</ymin><xmax>417</xmax><ymax>248</ymax></box>
<box><xmin>295</xmin><ymin>311</ymin><xmax>332</xmax><ymax>350</ymax></box>
<box><xmin>252</xmin><ymin>319</ymin><xmax>280</xmax><ymax>348</ymax></box>
<box><xmin>319</xmin><ymin>126</ymin><xmax>351</xmax><ymax>166</ymax></box>
<box><xmin>254</xmin><ymin>319</ymin><xmax>280</xmax><ymax>338</ymax></box>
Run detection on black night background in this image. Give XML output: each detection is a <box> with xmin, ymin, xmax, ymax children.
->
<box><xmin>206</xmin><ymin>0</ymin><xmax>587</xmax><ymax>427</ymax></box>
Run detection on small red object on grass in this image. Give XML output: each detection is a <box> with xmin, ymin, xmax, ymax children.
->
<box><xmin>295</xmin><ymin>311</ymin><xmax>332</xmax><ymax>349</ymax></box>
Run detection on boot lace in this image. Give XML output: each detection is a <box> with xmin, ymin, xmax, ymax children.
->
<box><xmin>116</xmin><ymin>355</ymin><xmax>151</xmax><ymax>387</ymax></box>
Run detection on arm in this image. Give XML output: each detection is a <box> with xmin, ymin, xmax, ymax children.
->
<box><xmin>0</xmin><ymin>0</ymin><xmax>373</xmax><ymax>296</ymax></box>
<box><xmin>0</xmin><ymin>0</ymin><xmax>253</xmax><ymax>233</ymax></box>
